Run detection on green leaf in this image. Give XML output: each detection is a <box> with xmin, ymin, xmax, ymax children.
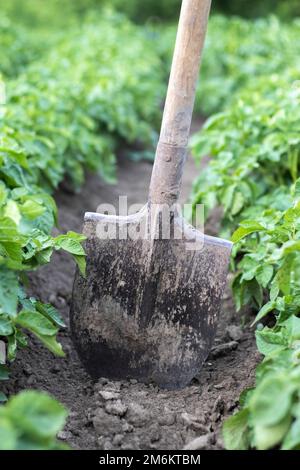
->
<box><xmin>7</xmin><ymin>333</ymin><xmax>17</xmax><ymax>361</ymax></box>
<box><xmin>223</xmin><ymin>408</ymin><xmax>250</xmax><ymax>450</ymax></box>
<box><xmin>54</xmin><ymin>233</ymin><xmax>85</xmax><ymax>256</ymax></box>
<box><xmin>0</xmin><ymin>316</ymin><xmax>14</xmax><ymax>336</ymax></box>
<box><xmin>4</xmin><ymin>200</ymin><xmax>21</xmax><ymax>225</ymax></box>
<box><xmin>73</xmin><ymin>254</ymin><xmax>86</xmax><ymax>276</ymax></box>
<box><xmin>34</xmin><ymin>332</ymin><xmax>65</xmax><ymax>357</ymax></box>
<box><xmin>0</xmin><ymin>392</ymin><xmax>7</xmax><ymax>402</ymax></box>
<box><xmin>231</xmin><ymin>273</ymin><xmax>243</xmax><ymax>311</ymax></box>
<box><xmin>0</xmin><ymin>365</ymin><xmax>9</xmax><ymax>380</ymax></box>
<box><xmin>294</xmin><ymin>178</ymin><xmax>300</xmax><ymax>199</ymax></box>
<box><xmin>55</xmin><ymin>238</ymin><xmax>84</xmax><ymax>256</ymax></box>
<box><xmin>223</xmin><ymin>184</ymin><xmax>236</xmax><ymax>214</ymax></box>
<box><xmin>282</xmin><ymin>315</ymin><xmax>300</xmax><ymax>341</ymax></box>
<box><xmin>35</xmin><ymin>302</ymin><xmax>66</xmax><ymax>328</ymax></box>
<box><xmin>7</xmin><ymin>391</ymin><xmax>68</xmax><ymax>440</ymax></box>
<box><xmin>0</xmin><ymin>268</ymin><xmax>18</xmax><ymax>317</ymax></box>
<box><xmin>253</xmin><ymin>415</ymin><xmax>291</xmax><ymax>450</ymax></box>
<box><xmin>0</xmin><ymin>417</ymin><xmax>17</xmax><ymax>450</ymax></box>
<box><xmin>231</xmin><ymin>191</ymin><xmax>245</xmax><ymax>216</ymax></box>
<box><xmin>251</xmin><ymin>301</ymin><xmax>276</xmax><ymax>326</ymax></box>
<box><xmin>256</xmin><ymin>328</ymin><xmax>288</xmax><ymax>356</ymax></box>
<box><xmin>0</xmin><ymin>181</ymin><xmax>8</xmax><ymax>207</ymax></box>
<box><xmin>20</xmin><ymin>199</ymin><xmax>45</xmax><ymax>219</ymax></box>
<box><xmin>282</xmin><ymin>418</ymin><xmax>300</xmax><ymax>450</ymax></box>
<box><xmin>15</xmin><ymin>310</ymin><xmax>58</xmax><ymax>337</ymax></box>
<box><xmin>256</xmin><ymin>264</ymin><xmax>273</xmax><ymax>288</ymax></box>
<box><xmin>276</xmin><ymin>256</ymin><xmax>295</xmax><ymax>295</ymax></box>
<box><xmin>281</xmin><ymin>241</ymin><xmax>300</xmax><ymax>256</ymax></box>
<box><xmin>249</xmin><ymin>374</ymin><xmax>294</xmax><ymax>426</ymax></box>
<box><xmin>0</xmin><ymin>217</ymin><xmax>19</xmax><ymax>242</ymax></box>
<box><xmin>231</xmin><ymin>221</ymin><xmax>264</xmax><ymax>243</ymax></box>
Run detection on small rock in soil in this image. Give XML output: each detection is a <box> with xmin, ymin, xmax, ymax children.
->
<box><xmin>225</xmin><ymin>325</ymin><xmax>243</xmax><ymax>342</ymax></box>
<box><xmin>104</xmin><ymin>381</ymin><xmax>121</xmax><ymax>391</ymax></box>
<box><xmin>157</xmin><ymin>409</ymin><xmax>176</xmax><ymax>426</ymax></box>
<box><xmin>122</xmin><ymin>422</ymin><xmax>134</xmax><ymax>433</ymax></box>
<box><xmin>214</xmin><ymin>396</ymin><xmax>225</xmax><ymax>412</ymax></box>
<box><xmin>23</xmin><ymin>365</ymin><xmax>33</xmax><ymax>376</ymax></box>
<box><xmin>57</xmin><ymin>295</ymin><xmax>67</xmax><ymax>307</ymax></box>
<box><xmin>26</xmin><ymin>375</ymin><xmax>36</xmax><ymax>386</ymax></box>
<box><xmin>226</xmin><ymin>399</ymin><xmax>238</xmax><ymax>412</ymax></box>
<box><xmin>93</xmin><ymin>409</ymin><xmax>122</xmax><ymax>436</ymax></box>
<box><xmin>96</xmin><ymin>378</ymin><xmax>108</xmax><ymax>387</ymax></box>
<box><xmin>149</xmin><ymin>424</ymin><xmax>161</xmax><ymax>443</ymax></box>
<box><xmin>180</xmin><ymin>412</ymin><xmax>209</xmax><ymax>433</ymax></box>
<box><xmin>126</xmin><ymin>403</ymin><xmax>150</xmax><ymax>427</ymax></box>
<box><xmin>184</xmin><ymin>433</ymin><xmax>215</xmax><ymax>450</ymax></box>
<box><xmin>103</xmin><ymin>440</ymin><xmax>114</xmax><ymax>450</ymax></box>
<box><xmin>99</xmin><ymin>391</ymin><xmax>120</xmax><ymax>401</ymax></box>
<box><xmin>121</xmin><ymin>437</ymin><xmax>140</xmax><ymax>450</ymax></box>
<box><xmin>105</xmin><ymin>400</ymin><xmax>127</xmax><ymax>417</ymax></box>
<box><xmin>214</xmin><ymin>383</ymin><xmax>224</xmax><ymax>390</ymax></box>
<box><xmin>210</xmin><ymin>341</ymin><xmax>238</xmax><ymax>358</ymax></box>
<box><xmin>112</xmin><ymin>434</ymin><xmax>124</xmax><ymax>446</ymax></box>
<box><xmin>58</xmin><ymin>431</ymin><xmax>73</xmax><ymax>441</ymax></box>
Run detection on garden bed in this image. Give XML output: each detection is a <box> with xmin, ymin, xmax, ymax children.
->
<box><xmin>3</xmin><ymin>153</ymin><xmax>258</xmax><ymax>450</ymax></box>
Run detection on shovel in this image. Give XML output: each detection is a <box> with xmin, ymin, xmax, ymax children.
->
<box><xmin>70</xmin><ymin>0</ymin><xmax>232</xmax><ymax>389</ymax></box>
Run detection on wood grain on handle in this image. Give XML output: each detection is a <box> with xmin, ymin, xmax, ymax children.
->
<box><xmin>149</xmin><ymin>0</ymin><xmax>211</xmax><ymax>206</ymax></box>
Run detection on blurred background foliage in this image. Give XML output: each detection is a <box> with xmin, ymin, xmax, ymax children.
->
<box><xmin>0</xmin><ymin>0</ymin><xmax>299</xmax><ymax>27</ymax></box>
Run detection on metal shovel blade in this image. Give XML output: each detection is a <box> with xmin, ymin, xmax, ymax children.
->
<box><xmin>70</xmin><ymin>206</ymin><xmax>232</xmax><ymax>389</ymax></box>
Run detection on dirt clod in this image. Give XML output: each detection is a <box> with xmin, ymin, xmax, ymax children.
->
<box><xmin>225</xmin><ymin>325</ymin><xmax>244</xmax><ymax>342</ymax></box>
<box><xmin>126</xmin><ymin>403</ymin><xmax>151</xmax><ymax>427</ymax></box>
<box><xmin>99</xmin><ymin>391</ymin><xmax>120</xmax><ymax>401</ymax></box>
<box><xmin>184</xmin><ymin>433</ymin><xmax>215</xmax><ymax>450</ymax></box>
<box><xmin>210</xmin><ymin>341</ymin><xmax>239</xmax><ymax>358</ymax></box>
<box><xmin>105</xmin><ymin>400</ymin><xmax>128</xmax><ymax>417</ymax></box>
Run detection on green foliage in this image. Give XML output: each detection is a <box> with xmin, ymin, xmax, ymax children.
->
<box><xmin>4</xmin><ymin>10</ymin><xmax>164</xmax><ymax>189</ymax></box>
<box><xmin>0</xmin><ymin>122</ymin><xmax>86</xmax><ymax>366</ymax></box>
<box><xmin>0</xmin><ymin>0</ymin><xmax>182</xmax><ymax>27</ymax></box>
<box><xmin>189</xmin><ymin>14</ymin><xmax>300</xmax><ymax>451</ymax></box>
<box><xmin>191</xmin><ymin>76</ymin><xmax>300</xmax><ymax>237</ymax></box>
<box><xmin>109</xmin><ymin>0</ymin><xmax>181</xmax><ymax>22</ymax></box>
<box><xmin>0</xmin><ymin>17</ymin><xmax>42</xmax><ymax>77</ymax></box>
<box><xmin>214</xmin><ymin>0</ymin><xmax>300</xmax><ymax>19</ymax></box>
<box><xmin>222</xmin><ymin>185</ymin><xmax>300</xmax><ymax>449</ymax></box>
<box><xmin>0</xmin><ymin>391</ymin><xmax>68</xmax><ymax>450</ymax></box>
<box><xmin>158</xmin><ymin>15</ymin><xmax>300</xmax><ymax>115</ymax></box>
<box><xmin>199</xmin><ymin>16</ymin><xmax>300</xmax><ymax>115</ymax></box>
<box><xmin>192</xmin><ymin>82</ymin><xmax>300</xmax><ymax>449</ymax></box>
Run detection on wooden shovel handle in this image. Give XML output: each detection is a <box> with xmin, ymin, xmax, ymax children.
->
<box><xmin>149</xmin><ymin>0</ymin><xmax>211</xmax><ymax>206</ymax></box>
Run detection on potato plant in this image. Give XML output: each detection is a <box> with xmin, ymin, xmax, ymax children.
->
<box><xmin>158</xmin><ymin>15</ymin><xmax>300</xmax><ymax>115</ymax></box>
<box><xmin>191</xmin><ymin>22</ymin><xmax>300</xmax><ymax>447</ymax></box>
<box><xmin>224</xmin><ymin>182</ymin><xmax>300</xmax><ymax>449</ymax></box>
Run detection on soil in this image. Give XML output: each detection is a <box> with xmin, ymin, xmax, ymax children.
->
<box><xmin>4</xmin><ymin>126</ymin><xmax>259</xmax><ymax>450</ymax></box>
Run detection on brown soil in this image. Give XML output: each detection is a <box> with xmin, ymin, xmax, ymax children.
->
<box><xmin>4</xmin><ymin>135</ymin><xmax>259</xmax><ymax>450</ymax></box>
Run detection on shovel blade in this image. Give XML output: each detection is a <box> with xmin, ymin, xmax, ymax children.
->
<box><xmin>70</xmin><ymin>209</ymin><xmax>232</xmax><ymax>389</ymax></box>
